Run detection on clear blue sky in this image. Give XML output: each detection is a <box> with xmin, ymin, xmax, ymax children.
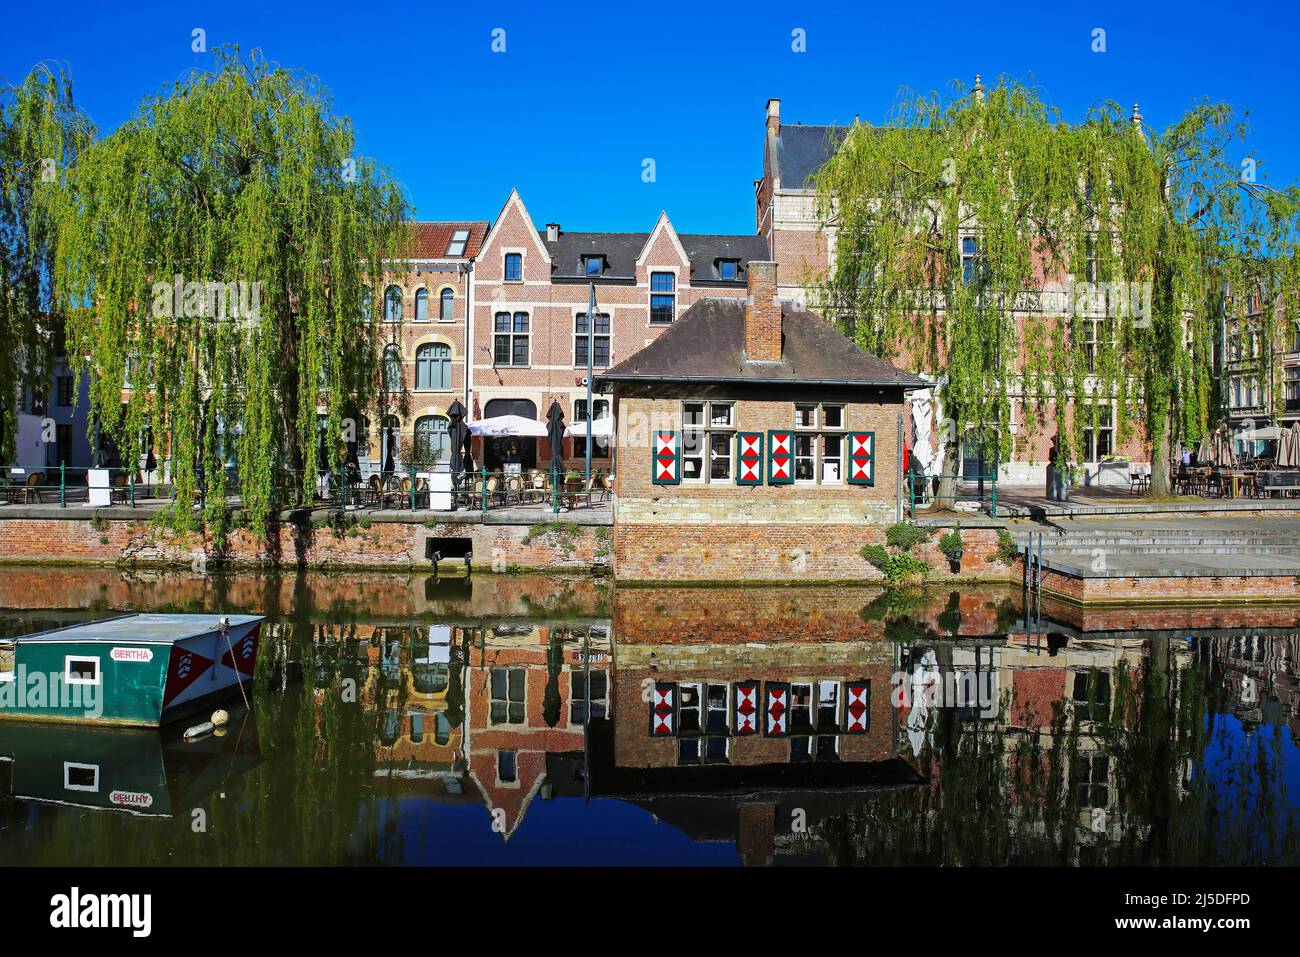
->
<box><xmin>3</xmin><ymin>0</ymin><xmax>1296</xmax><ymax>235</ymax></box>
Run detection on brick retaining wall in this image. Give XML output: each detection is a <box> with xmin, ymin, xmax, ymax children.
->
<box><xmin>0</xmin><ymin>512</ymin><xmax>611</xmax><ymax>573</ymax></box>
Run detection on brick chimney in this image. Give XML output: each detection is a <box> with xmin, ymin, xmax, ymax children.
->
<box><xmin>744</xmin><ymin>260</ymin><xmax>782</xmax><ymax>362</ymax></box>
<box><xmin>765</xmin><ymin>98</ymin><xmax>780</xmax><ymax>138</ymax></box>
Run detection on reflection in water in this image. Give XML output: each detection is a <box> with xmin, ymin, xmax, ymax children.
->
<box><xmin>0</xmin><ymin>567</ymin><xmax>1297</xmax><ymax>866</ymax></box>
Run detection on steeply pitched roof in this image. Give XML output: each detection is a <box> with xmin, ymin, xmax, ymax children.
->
<box><xmin>542</xmin><ymin>230</ymin><xmax>769</xmax><ymax>284</ymax></box>
<box><xmin>598</xmin><ymin>298</ymin><xmax>926</xmax><ymax>387</ymax></box>
<box><xmin>776</xmin><ymin>124</ymin><xmax>848</xmax><ymax>189</ymax></box>
<box><xmin>408</xmin><ymin>221</ymin><xmax>491</xmax><ymax>260</ymax></box>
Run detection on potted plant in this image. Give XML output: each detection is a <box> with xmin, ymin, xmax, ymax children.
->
<box><xmin>939</xmin><ymin>524</ymin><xmax>964</xmax><ymax>573</ymax></box>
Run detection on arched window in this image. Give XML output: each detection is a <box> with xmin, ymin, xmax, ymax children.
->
<box><xmin>360</xmin><ymin>285</ymin><xmax>373</xmax><ymax>321</ymax></box>
<box><xmin>414</xmin><ymin>288</ymin><xmax>429</xmax><ymax>321</ymax></box>
<box><xmin>414</xmin><ymin>415</ymin><xmax>450</xmax><ymax>465</ymax></box>
<box><xmin>439</xmin><ymin>288</ymin><xmax>454</xmax><ymax>322</ymax></box>
<box><xmin>384</xmin><ymin>285</ymin><xmax>403</xmax><ymax>321</ymax></box>
<box><xmin>415</xmin><ymin>342</ymin><xmax>451</xmax><ymax>391</ymax></box>
<box><xmin>383</xmin><ymin>344</ymin><xmax>402</xmax><ymax>391</ymax></box>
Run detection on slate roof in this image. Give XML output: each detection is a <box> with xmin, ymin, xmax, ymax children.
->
<box><xmin>542</xmin><ymin>230</ymin><xmax>769</xmax><ymax>284</ymax></box>
<box><xmin>598</xmin><ymin>297</ymin><xmax>926</xmax><ymax>388</ymax></box>
<box><xmin>408</xmin><ymin>221</ymin><xmax>490</xmax><ymax>260</ymax></box>
<box><xmin>776</xmin><ymin>124</ymin><xmax>848</xmax><ymax>189</ymax></box>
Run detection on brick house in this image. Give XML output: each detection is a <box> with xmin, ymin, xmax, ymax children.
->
<box><xmin>599</xmin><ymin>260</ymin><xmax>925</xmax><ymax>583</ymax></box>
<box><xmin>755</xmin><ymin>96</ymin><xmax>1151</xmax><ymax>486</ymax></box>
<box><xmin>468</xmin><ymin>190</ymin><xmax>767</xmax><ymax>471</ymax></box>
<box><xmin>366</xmin><ymin>221</ymin><xmax>489</xmax><ymax>475</ymax></box>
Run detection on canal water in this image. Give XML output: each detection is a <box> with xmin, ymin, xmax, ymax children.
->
<box><xmin>1</xmin><ymin>566</ymin><xmax>1297</xmax><ymax>866</ymax></box>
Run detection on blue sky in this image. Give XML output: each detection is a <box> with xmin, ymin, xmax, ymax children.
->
<box><xmin>3</xmin><ymin>0</ymin><xmax>1296</xmax><ymax>235</ymax></box>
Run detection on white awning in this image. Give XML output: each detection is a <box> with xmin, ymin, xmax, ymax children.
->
<box><xmin>468</xmin><ymin>415</ymin><xmax>548</xmax><ymax>438</ymax></box>
<box><xmin>564</xmin><ymin>417</ymin><xmax>615</xmax><ymax>438</ymax></box>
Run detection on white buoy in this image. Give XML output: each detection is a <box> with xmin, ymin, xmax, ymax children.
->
<box><xmin>211</xmin><ymin>709</ymin><xmax>229</xmax><ymax>727</ymax></box>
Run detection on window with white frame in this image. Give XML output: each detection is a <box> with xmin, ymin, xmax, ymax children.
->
<box><xmin>494</xmin><ymin>312</ymin><xmax>530</xmax><ymax>365</ymax></box>
<box><xmin>650</xmin><ymin>272</ymin><xmax>676</xmax><ymax>324</ymax></box>
<box><xmin>1082</xmin><ymin>403</ymin><xmax>1114</xmax><ymax>460</ymax></box>
<box><xmin>793</xmin><ymin>403</ymin><xmax>845</xmax><ymax>483</ymax></box>
<box><xmin>439</xmin><ymin>287</ymin><xmax>454</xmax><ymax>322</ymax></box>
<box><xmin>1286</xmin><ymin>366</ymin><xmax>1300</xmax><ymax>411</ymax></box>
<box><xmin>65</xmin><ymin>656</ymin><xmax>100</xmax><ymax>686</ymax></box>
<box><xmin>414</xmin><ymin>287</ymin><xmax>430</xmax><ymax>321</ymax></box>
<box><xmin>681</xmin><ymin>401</ymin><xmax>733</xmax><ymax>481</ymax></box>
<box><xmin>574</xmin><ymin>312</ymin><xmax>611</xmax><ymax>367</ymax></box>
<box><xmin>490</xmin><ymin>667</ymin><xmax>525</xmax><ymax>724</ymax></box>
<box><xmin>572</xmin><ymin>398</ymin><xmax>611</xmax><ymax>459</ymax></box>
<box><xmin>504</xmin><ymin>253</ymin><xmax>522</xmax><ymax>282</ymax></box>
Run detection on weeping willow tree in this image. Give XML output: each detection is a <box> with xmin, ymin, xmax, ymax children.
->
<box><xmin>51</xmin><ymin>48</ymin><xmax>409</xmax><ymax>535</ymax></box>
<box><xmin>0</xmin><ymin>65</ymin><xmax>94</xmax><ymax>463</ymax></box>
<box><xmin>813</xmin><ymin>76</ymin><xmax>1300</xmax><ymax>498</ymax></box>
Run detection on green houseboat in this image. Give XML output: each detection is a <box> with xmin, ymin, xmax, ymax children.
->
<box><xmin>0</xmin><ymin>614</ymin><xmax>263</xmax><ymax>727</ymax></box>
<box><xmin>0</xmin><ymin>715</ymin><xmax>262</xmax><ymax>817</ymax></box>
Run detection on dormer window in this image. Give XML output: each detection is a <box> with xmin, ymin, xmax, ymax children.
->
<box><xmin>584</xmin><ymin>255</ymin><xmax>605</xmax><ymax>277</ymax></box>
<box><xmin>717</xmin><ymin>259</ymin><xmax>739</xmax><ymax>281</ymax></box>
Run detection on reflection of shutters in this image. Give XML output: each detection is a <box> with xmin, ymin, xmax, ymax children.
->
<box><xmin>649</xmin><ymin>682</ymin><xmax>677</xmax><ymax>735</ymax></box>
<box><xmin>845</xmin><ymin>680</ymin><xmax>871</xmax><ymax>733</ymax></box>
<box><xmin>764</xmin><ymin>681</ymin><xmax>791</xmax><ymax>737</ymax></box>
<box><xmin>652</xmin><ymin>432</ymin><xmax>680</xmax><ymax>484</ymax></box>
<box><xmin>768</xmin><ymin>431</ymin><xmax>793</xmax><ymax>484</ymax></box>
<box><xmin>735</xmin><ymin>433</ymin><xmax>763</xmax><ymax>485</ymax></box>
<box><xmin>848</xmin><ymin>432</ymin><xmax>875</xmax><ymax>485</ymax></box>
<box><xmin>733</xmin><ymin>680</ymin><xmax>760</xmax><ymax>734</ymax></box>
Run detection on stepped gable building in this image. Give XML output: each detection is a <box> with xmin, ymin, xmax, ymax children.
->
<box><xmin>468</xmin><ymin>190</ymin><xmax>768</xmax><ymax>471</ymax></box>
<box><xmin>598</xmin><ymin>259</ymin><xmax>925</xmax><ymax>583</ymax></box>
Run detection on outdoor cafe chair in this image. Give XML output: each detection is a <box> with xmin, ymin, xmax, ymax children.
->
<box><xmin>524</xmin><ymin>470</ymin><xmax>548</xmax><ymax>505</ymax></box>
<box><xmin>22</xmin><ymin>472</ymin><xmax>46</xmax><ymax>504</ymax></box>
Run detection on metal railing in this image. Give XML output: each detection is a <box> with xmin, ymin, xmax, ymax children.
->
<box><xmin>0</xmin><ymin>464</ymin><xmax>162</xmax><ymax>508</ymax></box>
<box><xmin>906</xmin><ymin>470</ymin><xmax>998</xmax><ymax>518</ymax></box>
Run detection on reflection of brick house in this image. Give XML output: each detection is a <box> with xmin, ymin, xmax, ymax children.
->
<box><xmin>464</xmin><ymin>624</ymin><xmax>610</xmax><ymax>839</ymax></box>
<box><xmin>1216</xmin><ymin>635</ymin><xmax>1300</xmax><ymax>740</ymax></box>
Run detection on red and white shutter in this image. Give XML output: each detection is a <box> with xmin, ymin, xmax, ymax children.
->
<box><xmin>733</xmin><ymin>680</ymin><xmax>760</xmax><ymax>735</ymax></box>
<box><xmin>848</xmin><ymin>432</ymin><xmax>875</xmax><ymax>485</ymax></box>
<box><xmin>845</xmin><ymin>680</ymin><xmax>871</xmax><ymax>734</ymax></box>
<box><xmin>649</xmin><ymin>682</ymin><xmax>677</xmax><ymax>735</ymax></box>
<box><xmin>652</xmin><ymin>432</ymin><xmax>680</xmax><ymax>485</ymax></box>
<box><xmin>735</xmin><ymin>433</ymin><xmax>764</xmax><ymax>486</ymax></box>
<box><xmin>768</xmin><ymin>431</ymin><xmax>794</xmax><ymax>485</ymax></box>
<box><xmin>764</xmin><ymin>681</ymin><xmax>791</xmax><ymax>737</ymax></box>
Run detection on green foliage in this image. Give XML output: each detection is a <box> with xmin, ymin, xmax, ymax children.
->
<box><xmin>47</xmin><ymin>48</ymin><xmax>409</xmax><ymax>534</ymax></box>
<box><xmin>885</xmin><ymin>521</ymin><xmax>933</xmax><ymax>551</ymax></box>
<box><xmin>938</xmin><ymin>525</ymin><xmax>963</xmax><ymax>559</ymax></box>
<box><xmin>0</xmin><ymin>65</ymin><xmax>94</xmax><ymax>462</ymax></box>
<box><xmin>995</xmin><ymin>528</ymin><xmax>1019</xmax><ymax>565</ymax></box>
<box><xmin>813</xmin><ymin>76</ymin><xmax>1300</xmax><ymax>489</ymax></box>
<box><xmin>860</xmin><ymin>543</ymin><xmax>931</xmax><ymax>585</ymax></box>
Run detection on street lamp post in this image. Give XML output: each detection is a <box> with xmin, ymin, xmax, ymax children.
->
<box><xmin>586</xmin><ymin>281</ymin><xmax>596</xmax><ymax>485</ymax></box>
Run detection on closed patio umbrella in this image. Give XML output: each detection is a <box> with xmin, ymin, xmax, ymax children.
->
<box><xmin>1196</xmin><ymin>434</ymin><xmax>1212</xmax><ymax>464</ymax></box>
<box><xmin>1282</xmin><ymin>423</ymin><xmax>1300</xmax><ymax>468</ymax></box>
<box><xmin>447</xmin><ymin>399</ymin><xmax>468</xmax><ymax>477</ymax></box>
<box><xmin>546</xmin><ymin>401</ymin><xmax>566</xmax><ymax>476</ymax></box>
